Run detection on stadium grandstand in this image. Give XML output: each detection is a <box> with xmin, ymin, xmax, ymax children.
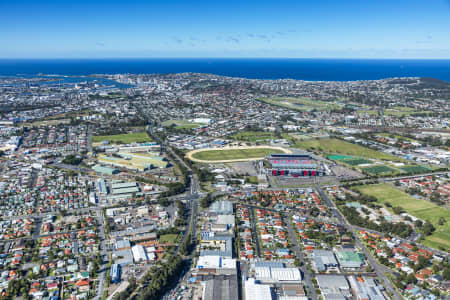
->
<box><xmin>266</xmin><ymin>153</ymin><xmax>324</xmax><ymax>177</ymax></box>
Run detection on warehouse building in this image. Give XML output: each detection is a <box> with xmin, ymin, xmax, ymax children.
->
<box><xmin>316</xmin><ymin>275</ymin><xmax>352</xmax><ymax>300</ymax></box>
<box><xmin>266</xmin><ymin>153</ymin><xmax>325</xmax><ymax>177</ymax></box>
<box><xmin>348</xmin><ymin>276</ymin><xmax>386</xmax><ymax>300</ymax></box>
<box><xmin>202</xmin><ymin>275</ymin><xmax>238</xmax><ymax>300</ymax></box>
<box><xmin>255</xmin><ymin>266</ymin><xmax>302</xmax><ymax>283</ymax></box>
<box><xmin>131</xmin><ymin>245</ymin><xmax>148</xmax><ymax>262</ymax></box>
<box><xmin>312</xmin><ymin>250</ymin><xmax>339</xmax><ymax>272</ymax></box>
<box><xmin>92</xmin><ymin>164</ymin><xmax>119</xmax><ymax>175</ymax></box>
<box><xmin>245</xmin><ymin>278</ymin><xmax>273</xmax><ymax>300</ymax></box>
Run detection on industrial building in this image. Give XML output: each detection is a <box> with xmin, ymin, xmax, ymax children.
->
<box><xmin>92</xmin><ymin>164</ymin><xmax>120</xmax><ymax>175</ymax></box>
<box><xmin>316</xmin><ymin>275</ymin><xmax>352</xmax><ymax>300</ymax></box>
<box><xmin>245</xmin><ymin>278</ymin><xmax>273</xmax><ymax>300</ymax></box>
<box><xmin>202</xmin><ymin>275</ymin><xmax>238</xmax><ymax>300</ymax></box>
<box><xmin>255</xmin><ymin>266</ymin><xmax>302</xmax><ymax>283</ymax></box>
<box><xmin>312</xmin><ymin>250</ymin><xmax>339</xmax><ymax>272</ymax></box>
<box><xmin>266</xmin><ymin>153</ymin><xmax>325</xmax><ymax>177</ymax></box>
<box><xmin>131</xmin><ymin>245</ymin><xmax>148</xmax><ymax>262</ymax></box>
<box><xmin>348</xmin><ymin>276</ymin><xmax>386</xmax><ymax>300</ymax></box>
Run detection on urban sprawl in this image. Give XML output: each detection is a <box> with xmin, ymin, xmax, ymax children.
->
<box><xmin>0</xmin><ymin>73</ymin><xmax>449</xmax><ymax>300</ymax></box>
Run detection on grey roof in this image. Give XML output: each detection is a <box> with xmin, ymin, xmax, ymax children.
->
<box><xmin>210</xmin><ymin>201</ymin><xmax>233</xmax><ymax>214</ymax></box>
<box><xmin>200</xmin><ymin>233</ymin><xmax>233</xmax><ymax>258</ymax></box>
<box><xmin>312</xmin><ymin>250</ymin><xmax>338</xmax><ymax>271</ymax></box>
<box><xmin>254</xmin><ymin>261</ymin><xmax>285</xmax><ymax>268</ymax></box>
<box><xmin>203</xmin><ymin>276</ymin><xmax>238</xmax><ymax>300</ymax></box>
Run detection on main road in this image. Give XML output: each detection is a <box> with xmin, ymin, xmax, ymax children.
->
<box><xmin>316</xmin><ymin>186</ymin><xmax>403</xmax><ymax>300</ymax></box>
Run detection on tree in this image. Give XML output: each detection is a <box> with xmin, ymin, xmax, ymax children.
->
<box><xmin>422</xmin><ymin>221</ymin><xmax>435</xmax><ymax>236</ymax></box>
<box><xmin>443</xmin><ymin>267</ymin><xmax>450</xmax><ymax>281</ymax></box>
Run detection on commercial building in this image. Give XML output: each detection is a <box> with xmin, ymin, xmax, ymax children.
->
<box><xmin>209</xmin><ymin>201</ymin><xmax>233</xmax><ymax>215</ymax></box>
<box><xmin>266</xmin><ymin>154</ymin><xmax>324</xmax><ymax>177</ymax></box>
<box><xmin>335</xmin><ymin>251</ymin><xmax>365</xmax><ymax>270</ymax></box>
<box><xmin>312</xmin><ymin>250</ymin><xmax>339</xmax><ymax>272</ymax></box>
<box><xmin>316</xmin><ymin>275</ymin><xmax>352</xmax><ymax>300</ymax></box>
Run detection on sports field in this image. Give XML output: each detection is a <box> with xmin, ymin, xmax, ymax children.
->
<box><xmin>328</xmin><ymin>155</ymin><xmax>354</xmax><ymax>160</ymax></box>
<box><xmin>354</xmin><ymin>184</ymin><xmax>450</xmax><ymax>251</ymax></box>
<box><xmin>401</xmin><ymin>165</ymin><xmax>432</xmax><ymax>174</ymax></box>
<box><xmin>362</xmin><ymin>165</ymin><xmax>395</xmax><ymax>174</ymax></box>
<box><xmin>294</xmin><ymin>138</ymin><xmax>404</xmax><ymax>162</ymax></box>
<box><xmin>187</xmin><ymin>146</ymin><xmax>289</xmax><ymax>163</ymax></box>
<box><xmin>257</xmin><ymin>97</ymin><xmax>342</xmax><ymax>111</ymax></box>
<box><xmin>162</xmin><ymin>119</ymin><xmax>205</xmax><ymax>129</ymax></box>
<box><xmin>232</xmin><ymin>131</ymin><xmax>289</xmax><ymax>142</ymax></box>
<box><xmin>344</xmin><ymin>158</ymin><xmax>372</xmax><ymax>166</ymax></box>
<box><xmin>92</xmin><ymin>132</ymin><xmax>152</xmax><ymax>144</ymax></box>
<box><xmin>192</xmin><ymin>148</ymin><xmax>283</xmax><ymax>161</ymax></box>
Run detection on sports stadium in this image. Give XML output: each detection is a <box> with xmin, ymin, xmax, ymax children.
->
<box><xmin>265</xmin><ymin>153</ymin><xmax>325</xmax><ymax>177</ymax></box>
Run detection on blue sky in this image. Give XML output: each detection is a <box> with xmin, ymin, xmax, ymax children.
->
<box><xmin>1</xmin><ymin>0</ymin><xmax>450</xmax><ymax>58</ymax></box>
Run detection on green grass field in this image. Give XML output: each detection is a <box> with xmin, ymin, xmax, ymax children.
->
<box><xmin>257</xmin><ymin>97</ymin><xmax>342</xmax><ymax>111</ymax></box>
<box><xmin>232</xmin><ymin>131</ymin><xmax>288</xmax><ymax>142</ymax></box>
<box><xmin>343</xmin><ymin>158</ymin><xmax>373</xmax><ymax>166</ymax></box>
<box><xmin>294</xmin><ymin>138</ymin><xmax>404</xmax><ymax>162</ymax></box>
<box><xmin>354</xmin><ymin>184</ymin><xmax>450</xmax><ymax>251</ymax></box>
<box><xmin>377</xmin><ymin>132</ymin><xmax>419</xmax><ymax>143</ymax></box>
<box><xmin>362</xmin><ymin>165</ymin><xmax>395</xmax><ymax>174</ymax></box>
<box><xmin>247</xmin><ymin>176</ymin><xmax>259</xmax><ymax>184</ymax></box>
<box><xmin>384</xmin><ymin>106</ymin><xmax>433</xmax><ymax>117</ymax></box>
<box><xmin>328</xmin><ymin>155</ymin><xmax>354</xmax><ymax>160</ymax></box>
<box><xmin>92</xmin><ymin>131</ymin><xmax>152</xmax><ymax>144</ymax></box>
<box><xmin>191</xmin><ymin>148</ymin><xmax>284</xmax><ymax>161</ymax></box>
<box><xmin>401</xmin><ymin>165</ymin><xmax>432</xmax><ymax>174</ymax></box>
<box><xmin>162</xmin><ymin>119</ymin><xmax>205</xmax><ymax>129</ymax></box>
<box><xmin>159</xmin><ymin>234</ymin><xmax>179</xmax><ymax>244</ymax></box>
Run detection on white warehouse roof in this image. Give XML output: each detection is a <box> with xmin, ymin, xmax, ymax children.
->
<box><xmin>131</xmin><ymin>245</ymin><xmax>148</xmax><ymax>262</ymax></box>
<box><xmin>245</xmin><ymin>278</ymin><xmax>273</xmax><ymax>300</ymax></box>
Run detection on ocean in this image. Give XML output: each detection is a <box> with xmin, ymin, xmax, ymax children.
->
<box><xmin>0</xmin><ymin>58</ymin><xmax>449</xmax><ymax>82</ymax></box>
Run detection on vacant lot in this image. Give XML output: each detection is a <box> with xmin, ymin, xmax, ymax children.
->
<box><xmin>92</xmin><ymin>132</ymin><xmax>152</xmax><ymax>144</ymax></box>
<box><xmin>189</xmin><ymin>147</ymin><xmax>286</xmax><ymax>162</ymax></box>
<box><xmin>159</xmin><ymin>234</ymin><xmax>179</xmax><ymax>244</ymax></box>
<box><xmin>294</xmin><ymin>138</ymin><xmax>403</xmax><ymax>162</ymax></box>
<box><xmin>354</xmin><ymin>184</ymin><xmax>450</xmax><ymax>251</ymax></box>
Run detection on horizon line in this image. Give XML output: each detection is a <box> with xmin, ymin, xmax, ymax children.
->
<box><xmin>1</xmin><ymin>57</ymin><xmax>450</xmax><ymax>60</ymax></box>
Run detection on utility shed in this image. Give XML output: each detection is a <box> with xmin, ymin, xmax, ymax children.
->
<box><xmin>202</xmin><ymin>275</ymin><xmax>238</xmax><ymax>300</ymax></box>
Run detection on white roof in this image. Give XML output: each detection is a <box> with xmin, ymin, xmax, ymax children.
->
<box><xmin>196</xmin><ymin>256</ymin><xmax>236</xmax><ymax>269</ymax></box>
<box><xmin>245</xmin><ymin>278</ymin><xmax>273</xmax><ymax>300</ymax></box>
<box><xmin>255</xmin><ymin>267</ymin><xmax>302</xmax><ymax>282</ymax></box>
<box><xmin>131</xmin><ymin>245</ymin><xmax>148</xmax><ymax>262</ymax></box>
